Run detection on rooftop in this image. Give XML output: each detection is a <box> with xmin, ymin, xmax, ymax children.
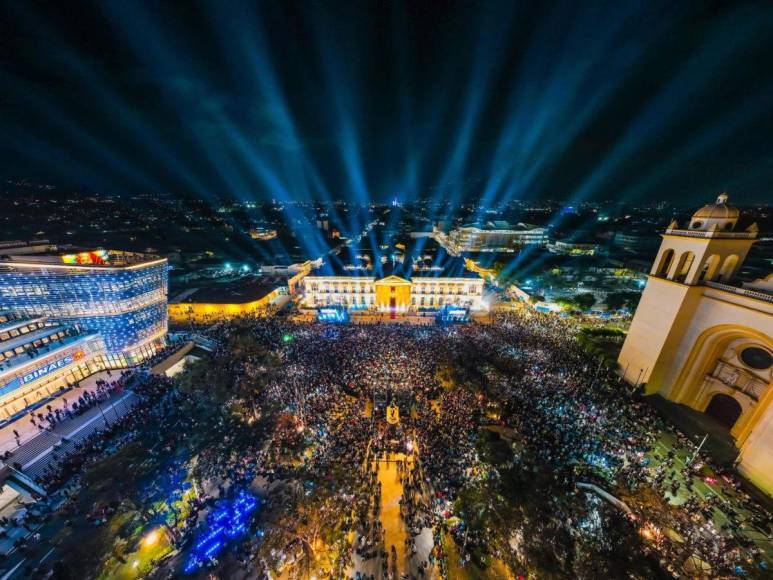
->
<box><xmin>0</xmin><ymin>247</ymin><xmax>164</xmax><ymax>268</ymax></box>
<box><xmin>170</xmin><ymin>275</ymin><xmax>288</xmax><ymax>305</ymax></box>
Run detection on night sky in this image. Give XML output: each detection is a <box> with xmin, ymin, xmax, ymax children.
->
<box><xmin>1</xmin><ymin>0</ymin><xmax>773</xmax><ymax>204</ymax></box>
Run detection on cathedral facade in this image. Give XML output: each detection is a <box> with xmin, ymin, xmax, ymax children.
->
<box><xmin>619</xmin><ymin>195</ymin><xmax>773</xmax><ymax>495</ymax></box>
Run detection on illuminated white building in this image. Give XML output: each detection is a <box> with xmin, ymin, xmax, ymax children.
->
<box><xmin>438</xmin><ymin>221</ymin><xmax>548</xmax><ymax>254</ymax></box>
<box><xmin>302</xmin><ymin>274</ymin><xmax>485</xmax><ymax>312</ymax></box>
<box><xmin>302</xmin><ymin>241</ymin><xmax>485</xmax><ymax>312</ymax></box>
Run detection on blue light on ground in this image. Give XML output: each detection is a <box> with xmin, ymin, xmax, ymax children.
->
<box><xmin>184</xmin><ymin>490</ymin><xmax>259</xmax><ymax>574</ymax></box>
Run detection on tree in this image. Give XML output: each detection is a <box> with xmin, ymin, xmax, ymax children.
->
<box><xmin>260</xmin><ymin>483</ymin><xmax>342</xmax><ymax>576</ymax></box>
<box><xmin>574</xmin><ymin>293</ymin><xmax>597</xmax><ymax>310</ymax></box>
<box><xmin>605</xmin><ymin>291</ymin><xmax>640</xmax><ymax>311</ymax></box>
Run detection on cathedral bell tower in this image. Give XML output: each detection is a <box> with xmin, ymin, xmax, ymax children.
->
<box><xmin>618</xmin><ymin>194</ymin><xmax>758</xmax><ymax>391</ymax></box>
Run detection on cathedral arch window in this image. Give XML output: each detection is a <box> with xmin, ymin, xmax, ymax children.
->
<box><xmin>698</xmin><ymin>254</ymin><xmax>721</xmax><ymax>282</ymax></box>
<box><xmin>719</xmin><ymin>254</ymin><xmax>739</xmax><ymax>282</ymax></box>
<box><xmin>671</xmin><ymin>251</ymin><xmax>694</xmax><ymax>283</ymax></box>
<box><xmin>655</xmin><ymin>249</ymin><xmax>674</xmax><ymax>277</ymax></box>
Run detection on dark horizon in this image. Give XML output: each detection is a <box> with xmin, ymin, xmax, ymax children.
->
<box><xmin>1</xmin><ymin>1</ymin><xmax>773</xmax><ymax>205</ymax></box>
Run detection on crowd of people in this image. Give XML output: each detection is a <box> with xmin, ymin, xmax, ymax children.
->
<box><xmin>226</xmin><ymin>310</ymin><xmax>771</xmax><ymax>577</ymax></box>
<box><xmin>27</xmin><ymin>373</ymin><xmax>173</xmax><ymax>491</ymax></box>
<box><xmin>6</xmin><ymin>307</ymin><xmax>770</xmax><ymax>578</ymax></box>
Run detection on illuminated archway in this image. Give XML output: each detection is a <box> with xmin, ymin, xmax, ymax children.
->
<box><xmin>697</xmin><ymin>254</ymin><xmax>721</xmax><ymax>282</ymax></box>
<box><xmin>705</xmin><ymin>394</ymin><xmax>742</xmax><ymax>429</ymax></box>
<box><xmin>671</xmin><ymin>251</ymin><xmax>694</xmax><ymax>283</ymax></box>
<box><xmin>670</xmin><ymin>324</ymin><xmax>772</xmax><ymax>444</ymax></box>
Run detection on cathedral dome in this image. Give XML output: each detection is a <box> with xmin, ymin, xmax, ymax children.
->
<box><xmin>693</xmin><ymin>193</ymin><xmax>739</xmax><ymax>219</ymax></box>
<box><xmin>690</xmin><ymin>193</ymin><xmax>739</xmax><ymax>231</ymax></box>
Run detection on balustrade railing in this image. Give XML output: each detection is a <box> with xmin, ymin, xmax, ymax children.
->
<box><xmin>704</xmin><ymin>281</ymin><xmax>773</xmax><ymax>303</ymax></box>
<box><xmin>665</xmin><ymin>227</ymin><xmax>756</xmax><ymax>239</ymax></box>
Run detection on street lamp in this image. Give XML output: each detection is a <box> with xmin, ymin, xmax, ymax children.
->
<box><xmin>143</xmin><ymin>529</ymin><xmax>160</xmax><ymax>547</ymax></box>
<box><xmin>96</xmin><ymin>400</ymin><xmax>110</xmax><ymax>427</ymax></box>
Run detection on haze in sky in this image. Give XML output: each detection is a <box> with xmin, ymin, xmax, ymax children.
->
<box><xmin>1</xmin><ymin>0</ymin><xmax>772</xmax><ymax>204</ymax></box>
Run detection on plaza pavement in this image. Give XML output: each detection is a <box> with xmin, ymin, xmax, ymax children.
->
<box><xmin>350</xmin><ymin>452</ymin><xmax>437</xmax><ymax>580</ymax></box>
<box><xmin>377</xmin><ymin>457</ymin><xmax>409</xmax><ymax>576</ymax></box>
<box><xmin>0</xmin><ymin>370</ymin><xmax>123</xmax><ymax>454</ymax></box>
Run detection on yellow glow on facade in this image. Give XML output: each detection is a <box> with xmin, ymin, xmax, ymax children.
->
<box><xmin>168</xmin><ymin>287</ymin><xmax>282</xmax><ymax>324</ymax></box>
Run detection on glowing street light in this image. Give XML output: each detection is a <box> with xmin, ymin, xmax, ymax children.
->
<box><xmin>143</xmin><ymin>529</ymin><xmax>160</xmax><ymax>547</ymax></box>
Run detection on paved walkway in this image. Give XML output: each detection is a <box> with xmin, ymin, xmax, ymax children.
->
<box><xmin>646</xmin><ymin>432</ymin><xmax>773</xmax><ymax>569</ymax></box>
<box><xmin>4</xmin><ymin>389</ymin><xmax>139</xmax><ymax>483</ymax></box>
<box><xmin>647</xmin><ymin>394</ymin><xmax>739</xmax><ymax>466</ymax></box>
<box><xmin>376</xmin><ymin>456</ymin><xmax>410</xmax><ymax>577</ymax></box>
<box><xmin>0</xmin><ymin>370</ymin><xmax>121</xmax><ymax>453</ymax></box>
<box><xmin>350</xmin><ymin>451</ymin><xmax>437</xmax><ymax>580</ymax></box>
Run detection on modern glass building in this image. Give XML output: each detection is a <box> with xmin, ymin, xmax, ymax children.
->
<box><xmin>0</xmin><ymin>312</ymin><xmax>113</xmax><ymax>419</ymax></box>
<box><xmin>0</xmin><ymin>249</ymin><xmax>168</xmax><ymax>364</ymax></box>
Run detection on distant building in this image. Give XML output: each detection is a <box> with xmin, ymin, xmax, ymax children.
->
<box><xmin>248</xmin><ymin>227</ymin><xmax>278</xmax><ymax>241</ymax></box>
<box><xmin>168</xmin><ymin>275</ymin><xmax>293</xmax><ymax>324</ymax></box>
<box><xmin>409</xmin><ymin>224</ymin><xmax>435</xmax><ymax>239</ymax></box>
<box><xmin>548</xmin><ymin>239</ymin><xmax>599</xmax><ymax>256</ymax></box>
<box><xmin>0</xmin><ymin>239</ymin><xmax>56</xmax><ymax>255</ymax></box>
<box><xmin>619</xmin><ymin>194</ymin><xmax>773</xmax><ymax>494</ymax></box>
<box><xmin>440</xmin><ymin>221</ymin><xmax>548</xmax><ymax>253</ymax></box>
<box><xmin>260</xmin><ymin>260</ymin><xmax>317</xmax><ymax>294</ymax></box>
<box><xmin>302</xmin><ymin>241</ymin><xmax>485</xmax><ymax>313</ymax></box>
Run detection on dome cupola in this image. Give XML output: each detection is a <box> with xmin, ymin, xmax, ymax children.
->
<box><xmin>690</xmin><ymin>193</ymin><xmax>739</xmax><ymax>232</ymax></box>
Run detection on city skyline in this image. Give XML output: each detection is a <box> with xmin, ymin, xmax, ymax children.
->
<box><xmin>0</xmin><ymin>2</ymin><xmax>771</xmax><ymax>572</ymax></box>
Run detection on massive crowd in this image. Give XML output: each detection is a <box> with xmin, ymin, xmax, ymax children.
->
<box><xmin>230</xmin><ymin>311</ymin><xmax>771</xmax><ymax>577</ymax></box>
<box><xmin>6</xmin><ymin>308</ymin><xmax>771</xmax><ymax>578</ymax></box>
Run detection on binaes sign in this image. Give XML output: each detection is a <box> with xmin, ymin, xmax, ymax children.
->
<box><xmin>21</xmin><ymin>350</ymin><xmax>85</xmax><ymax>385</ymax></box>
<box><xmin>0</xmin><ymin>350</ymin><xmax>86</xmax><ymax>398</ymax></box>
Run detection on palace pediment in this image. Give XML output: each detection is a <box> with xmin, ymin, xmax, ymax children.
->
<box><xmin>374</xmin><ymin>275</ymin><xmax>412</xmax><ymax>286</ymax></box>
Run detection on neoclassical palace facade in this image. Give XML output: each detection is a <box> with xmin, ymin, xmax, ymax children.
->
<box><xmin>302</xmin><ymin>274</ymin><xmax>485</xmax><ymax>313</ymax></box>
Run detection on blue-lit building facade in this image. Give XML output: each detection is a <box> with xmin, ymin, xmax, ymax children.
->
<box><xmin>0</xmin><ymin>313</ymin><xmax>110</xmax><ymax>419</ymax></box>
<box><xmin>0</xmin><ymin>249</ymin><xmax>168</xmax><ymax>418</ymax></box>
<box><xmin>0</xmin><ymin>250</ymin><xmax>168</xmax><ymax>365</ymax></box>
